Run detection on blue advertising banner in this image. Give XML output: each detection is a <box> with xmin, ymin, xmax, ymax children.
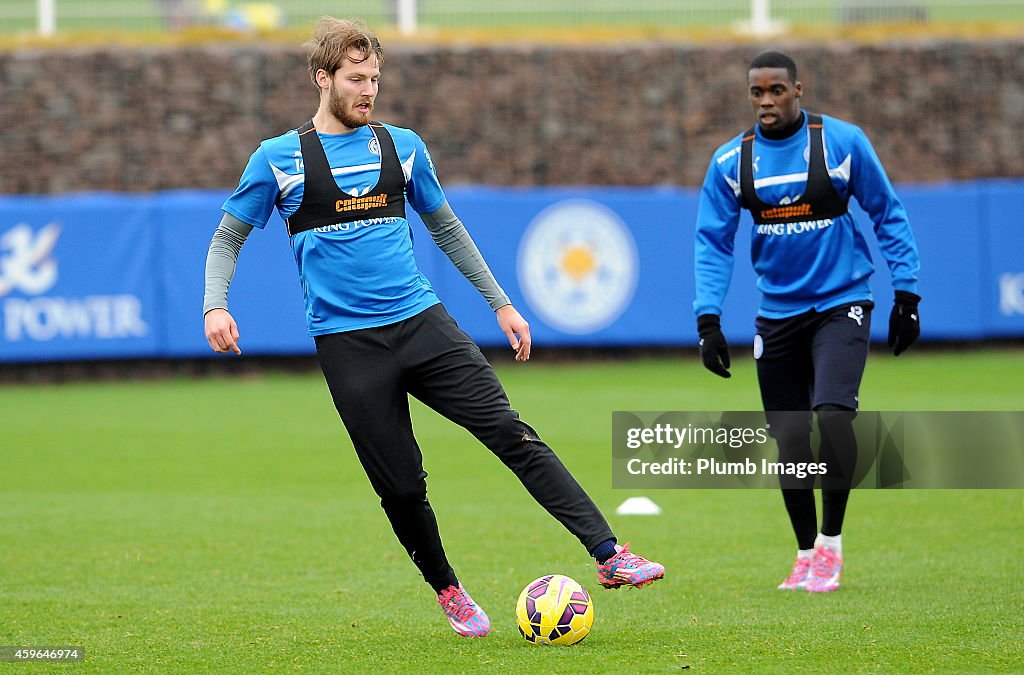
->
<box><xmin>154</xmin><ymin>191</ymin><xmax>310</xmax><ymax>358</ymax></box>
<box><xmin>0</xmin><ymin>194</ymin><xmax>161</xmax><ymax>361</ymax></box>
<box><xmin>981</xmin><ymin>181</ymin><xmax>1024</xmax><ymax>337</ymax></box>
<box><xmin>0</xmin><ymin>180</ymin><xmax>1021</xmax><ymax>362</ymax></box>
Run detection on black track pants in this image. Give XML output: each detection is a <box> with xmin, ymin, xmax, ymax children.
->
<box><xmin>315</xmin><ymin>304</ymin><xmax>614</xmax><ymax>589</ymax></box>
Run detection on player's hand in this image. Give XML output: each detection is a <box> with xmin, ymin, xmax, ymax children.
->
<box><xmin>888</xmin><ymin>290</ymin><xmax>921</xmax><ymax>356</ymax></box>
<box><xmin>697</xmin><ymin>314</ymin><xmax>731</xmax><ymax>378</ymax></box>
<box><xmin>496</xmin><ymin>304</ymin><xmax>531</xmax><ymax>362</ymax></box>
<box><xmin>204</xmin><ymin>308</ymin><xmax>242</xmax><ymax>355</ymax></box>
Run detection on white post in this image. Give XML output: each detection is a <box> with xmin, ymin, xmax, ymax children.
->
<box><xmin>734</xmin><ymin>0</ymin><xmax>786</xmax><ymax>36</ymax></box>
<box><xmin>396</xmin><ymin>0</ymin><xmax>417</xmax><ymax>35</ymax></box>
<box><xmin>751</xmin><ymin>0</ymin><xmax>771</xmax><ymax>32</ymax></box>
<box><xmin>38</xmin><ymin>0</ymin><xmax>56</xmax><ymax>36</ymax></box>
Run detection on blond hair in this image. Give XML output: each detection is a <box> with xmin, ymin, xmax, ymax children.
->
<box><xmin>305</xmin><ymin>17</ymin><xmax>383</xmax><ymax>86</ymax></box>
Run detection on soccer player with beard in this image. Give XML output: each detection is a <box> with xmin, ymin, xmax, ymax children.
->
<box><xmin>203</xmin><ymin>17</ymin><xmax>664</xmax><ymax>637</ymax></box>
<box><xmin>693</xmin><ymin>51</ymin><xmax>921</xmax><ymax>593</ymax></box>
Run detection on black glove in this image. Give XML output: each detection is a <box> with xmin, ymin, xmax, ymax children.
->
<box><xmin>888</xmin><ymin>290</ymin><xmax>921</xmax><ymax>356</ymax></box>
<box><xmin>697</xmin><ymin>314</ymin><xmax>731</xmax><ymax>378</ymax></box>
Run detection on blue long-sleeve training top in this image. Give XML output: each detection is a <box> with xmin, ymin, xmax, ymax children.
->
<box><xmin>693</xmin><ymin>112</ymin><xmax>920</xmax><ymax>319</ymax></box>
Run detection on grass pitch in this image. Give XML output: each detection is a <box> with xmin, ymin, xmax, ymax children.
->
<box><xmin>1</xmin><ymin>350</ymin><xmax>1022</xmax><ymax>672</ymax></box>
<box><xmin>3</xmin><ymin>0</ymin><xmax>1022</xmax><ymax>35</ymax></box>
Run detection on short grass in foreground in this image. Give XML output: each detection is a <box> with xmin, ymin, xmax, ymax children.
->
<box><xmin>0</xmin><ymin>350</ymin><xmax>1021</xmax><ymax>672</ymax></box>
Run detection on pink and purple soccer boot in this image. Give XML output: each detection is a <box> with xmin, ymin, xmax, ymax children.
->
<box><xmin>778</xmin><ymin>556</ymin><xmax>812</xmax><ymax>590</ymax></box>
<box><xmin>595</xmin><ymin>543</ymin><xmax>665</xmax><ymax>589</ymax></box>
<box><xmin>806</xmin><ymin>545</ymin><xmax>843</xmax><ymax>593</ymax></box>
<box><xmin>437</xmin><ymin>584</ymin><xmax>490</xmax><ymax>637</ymax></box>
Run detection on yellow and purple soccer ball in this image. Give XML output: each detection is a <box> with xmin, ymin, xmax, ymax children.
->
<box><xmin>515</xmin><ymin>574</ymin><xmax>594</xmax><ymax>645</ymax></box>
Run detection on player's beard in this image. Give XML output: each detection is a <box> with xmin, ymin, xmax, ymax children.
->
<box><xmin>328</xmin><ymin>85</ymin><xmax>373</xmax><ymax>129</ymax></box>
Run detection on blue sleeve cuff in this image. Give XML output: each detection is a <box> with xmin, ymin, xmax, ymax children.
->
<box><xmin>892</xmin><ymin>280</ymin><xmax>919</xmax><ymax>295</ymax></box>
<box><xmin>692</xmin><ymin>303</ymin><xmax>722</xmax><ymax>318</ymax></box>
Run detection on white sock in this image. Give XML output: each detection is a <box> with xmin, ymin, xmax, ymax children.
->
<box><xmin>815</xmin><ymin>533</ymin><xmax>842</xmax><ymax>554</ymax></box>
<box><xmin>797</xmin><ymin>549</ymin><xmax>814</xmax><ymax>560</ymax></box>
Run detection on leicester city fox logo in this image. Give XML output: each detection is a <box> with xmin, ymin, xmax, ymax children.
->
<box><xmin>517</xmin><ymin>200</ymin><xmax>637</xmax><ymax>335</ymax></box>
<box><xmin>848</xmin><ymin>305</ymin><xmax>864</xmax><ymax>326</ymax></box>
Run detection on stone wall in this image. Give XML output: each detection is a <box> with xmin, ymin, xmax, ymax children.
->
<box><xmin>1</xmin><ymin>39</ymin><xmax>1022</xmax><ymax>194</ymax></box>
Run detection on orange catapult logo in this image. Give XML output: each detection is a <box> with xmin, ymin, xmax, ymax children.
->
<box><xmin>335</xmin><ymin>194</ymin><xmax>389</xmax><ymax>213</ymax></box>
<box><xmin>760</xmin><ymin>202</ymin><xmax>812</xmax><ymax>220</ymax></box>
